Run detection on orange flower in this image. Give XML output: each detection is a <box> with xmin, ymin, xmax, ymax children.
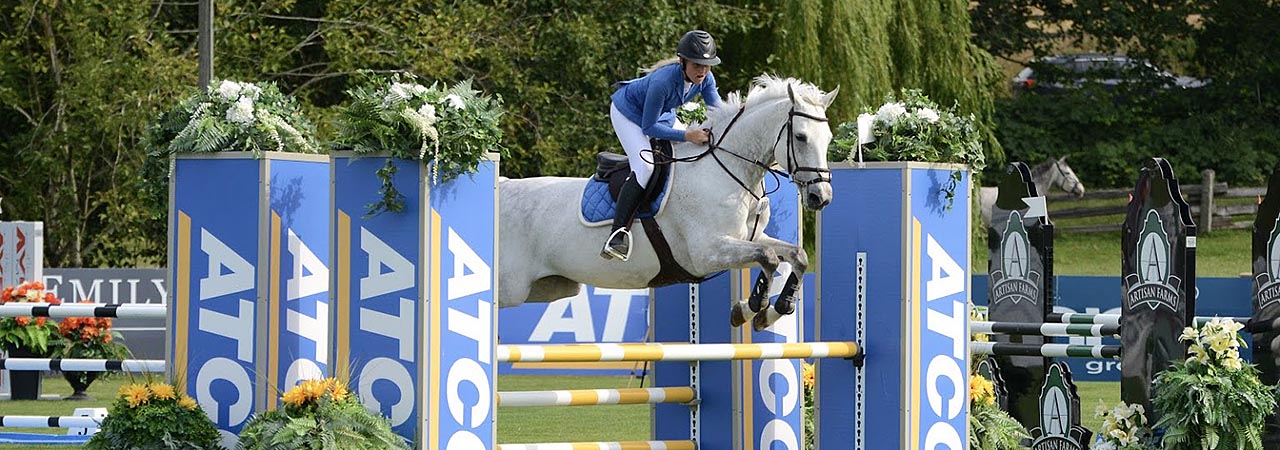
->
<box><xmin>178</xmin><ymin>396</ymin><xmax>198</xmax><ymax>410</ymax></box>
<box><xmin>14</xmin><ymin>317</ymin><xmax>29</xmax><ymax>327</ymax></box>
<box><xmin>35</xmin><ymin>317</ymin><xmax>46</xmax><ymax>327</ymax></box>
<box><xmin>148</xmin><ymin>383</ymin><xmax>176</xmax><ymax>400</ymax></box>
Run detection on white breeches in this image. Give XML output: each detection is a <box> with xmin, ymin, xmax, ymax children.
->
<box><xmin>610</xmin><ymin>102</ymin><xmax>655</xmax><ymax>187</ymax></box>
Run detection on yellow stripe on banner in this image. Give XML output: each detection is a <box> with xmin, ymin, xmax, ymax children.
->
<box><xmin>909</xmin><ymin>217</ymin><xmax>923</xmax><ymax>450</ymax></box>
<box><xmin>335</xmin><ymin>212</ymin><xmax>351</xmax><ymax>381</ymax></box>
<box><xmin>267</xmin><ymin>212</ymin><xmax>283</xmax><ymax>410</ymax></box>
<box><xmin>174</xmin><ymin>212</ymin><xmax>192</xmax><ymax>382</ymax></box>
<box><xmin>428</xmin><ymin>208</ymin><xmax>443</xmax><ymax>450</ymax></box>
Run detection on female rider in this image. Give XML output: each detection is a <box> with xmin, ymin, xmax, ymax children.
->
<box><xmin>602</xmin><ymin>29</ymin><xmax>725</xmax><ymax>261</ymax></box>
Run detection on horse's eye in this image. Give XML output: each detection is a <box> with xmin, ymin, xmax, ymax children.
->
<box><xmin>795</xmin><ymin>133</ymin><xmax>808</xmax><ymax>143</ymax></box>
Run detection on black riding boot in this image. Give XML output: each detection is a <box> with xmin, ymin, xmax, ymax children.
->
<box><xmin>601</xmin><ymin>175</ymin><xmax>647</xmax><ymax>261</ymax></box>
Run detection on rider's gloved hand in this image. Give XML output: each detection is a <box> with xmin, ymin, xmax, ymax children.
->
<box><xmin>685</xmin><ymin>128</ymin><xmax>711</xmax><ymax>145</ymax></box>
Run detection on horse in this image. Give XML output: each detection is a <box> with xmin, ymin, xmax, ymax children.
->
<box><xmin>498</xmin><ymin>75</ymin><xmax>839</xmax><ymax>331</ymax></box>
<box><xmin>978</xmin><ymin>157</ymin><xmax>1085</xmax><ymax>226</ymax></box>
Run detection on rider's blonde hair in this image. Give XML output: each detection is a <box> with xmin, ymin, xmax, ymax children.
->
<box><xmin>641</xmin><ymin>57</ymin><xmax>681</xmax><ymax>74</ymax></box>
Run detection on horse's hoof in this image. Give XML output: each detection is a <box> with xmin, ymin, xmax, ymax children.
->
<box><xmin>730</xmin><ymin>305</ymin><xmax>747</xmax><ymax>328</ymax></box>
<box><xmin>752</xmin><ymin>311</ymin><xmax>772</xmax><ymax>332</ymax></box>
<box><xmin>774</xmin><ymin>298</ymin><xmax>795</xmax><ymax>315</ymax></box>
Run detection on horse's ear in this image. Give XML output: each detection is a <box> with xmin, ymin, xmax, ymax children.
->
<box><xmin>1059</xmin><ymin>155</ymin><xmax>1069</xmax><ymax>163</ymax></box>
<box><xmin>822</xmin><ymin>86</ymin><xmax>841</xmax><ymax>108</ymax></box>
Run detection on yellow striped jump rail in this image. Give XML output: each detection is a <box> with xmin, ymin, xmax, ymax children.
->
<box><xmin>495</xmin><ymin>342</ymin><xmax>859</xmax><ymax>363</ymax></box>
<box><xmin>497</xmin><ymin>387</ymin><xmax>695</xmax><ymax>407</ymax></box>
<box><xmin>496</xmin><ymin>441</ymin><xmax>696</xmax><ymax>450</ymax></box>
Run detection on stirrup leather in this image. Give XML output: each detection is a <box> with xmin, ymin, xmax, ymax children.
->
<box><xmin>602</xmin><ymin>228</ymin><xmax>634</xmax><ymax>262</ymax></box>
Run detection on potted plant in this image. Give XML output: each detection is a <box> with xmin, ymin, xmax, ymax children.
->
<box><xmin>969</xmin><ymin>373</ymin><xmax>1028</xmax><ymax>450</ymax></box>
<box><xmin>51</xmin><ymin>301</ymin><xmax>131</xmax><ymax>400</ymax></box>
<box><xmin>84</xmin><ymin>380</ymin><xmax>222</xmax><ymax>450</ymax></box>
<box><xmin>237</xmin><ymin>377</ymin><xmax>409</xmax><ymax>450</ymax></box>
<box><xmin>1152</xmin><ymin>317</ymin><xmax>1278</xmax><ymax>450</ymax></box>
<box><xmin>0</xmin><ymin>281</ymin><xmax>63</xmax><ymax>399</ymax></box>
<box><xmin>829</xmin><ymin>88</ymin><xmax>987</xmax><ymax>208</ymax></box>
<box><xmin>332</xmin><ymin>72</ymin><xmax>506</xmax><ymax>216</ymax></box>
<box><xmin>1092</xmin><ymin>401</ymin><xmax>1156</xmax><ymax>450</ymax></box>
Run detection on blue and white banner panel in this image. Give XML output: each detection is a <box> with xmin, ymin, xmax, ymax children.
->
<box><xmin>498</xmin><ymin>287</ymin><xmax>648</xmax><ymax>376</ymax></box>
<box><xmin>906</xmin><ymin>167</ymin><xmax>970</xmax><ymax>450</ymax></box>
<box><xmin>168</xmin><ymin>154</ymin><xmax>267</xmax><ymax>444</ymax></box>
<box><xmin>266</xmin><ymin>157</ymin><xmax>330</xmax><ymax>401</ymax></box>
<box><xmin>331</xmin><ymin>154</ymin><xmax>425</xmax><ymax>441</ymax></box>
<box><xmin>423</xmin><ymin>159</ymin><xmax>498</xmax><ymax>450</ymax></box>
<box><xmin>741</xmin><ymin>179</ymin><xmax>803</xmax><ymax>450</ymax></box>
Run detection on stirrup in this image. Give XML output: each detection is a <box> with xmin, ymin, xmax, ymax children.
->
<box><xmin>601</xmin><ymin>228</ymin><xmax>634</xmax><ymax>262</ymax></box>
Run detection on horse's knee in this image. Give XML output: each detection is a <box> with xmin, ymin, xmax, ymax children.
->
<box><xmin>755</xmin><ymin>247</ymin><xmax>781</xmax><ymax>269</ymax></box>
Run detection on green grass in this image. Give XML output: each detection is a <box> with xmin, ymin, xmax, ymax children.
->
<box><xmin>973</xmin><ymin>227</ymin><xmax>1253</xmax><ymax>277</ymax></box>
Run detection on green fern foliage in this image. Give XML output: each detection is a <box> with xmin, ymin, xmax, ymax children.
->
<box><xmin>333</xmin><ymin>72</ymin><xmax>507</xmax><ymax>216</ymax></box>
<box><xmin>145</xmin><ymin>80</ymin><xmax>319</xmax><ymax>158</ymax></box>
<box><xmin>238</xmin><ymin>377</ymin><xmax>409</xmax><ymax>450</ymax></box>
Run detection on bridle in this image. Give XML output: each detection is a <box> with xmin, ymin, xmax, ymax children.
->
<box><xmin>650</xmin><ymin>84</ymin><xmax>831</xmax><ymax>201</ymax></box>
<box><xmin>1052</xmin><ymin>159</ymin><xmax>1082</xmax><ymax>194</ymax></box>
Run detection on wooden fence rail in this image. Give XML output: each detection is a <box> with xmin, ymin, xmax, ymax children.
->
<box><xmin>1039</xmin><ymin>170</ymin><xmax>1266</xmax><ymax>234</ymax></box>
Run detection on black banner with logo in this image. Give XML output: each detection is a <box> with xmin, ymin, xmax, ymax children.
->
<box><xmin>986</xmin><ymin>162</ymin><xmax>1053</xmax><ymax>429</ymax></box>
<box><xmin>1120</xmin><ymin>157</ymin><xmax>1195</xmax><ymax>423</ymax></box>
<box><xmin>1251</xmin><ymin>164</ymin><xmax>1280</xmax><ymax>446</ymax></box>
<box><xmin>1029</xmin><ymin>362</ymin><xmax>1092</xmax><ymax>450</ymax></box>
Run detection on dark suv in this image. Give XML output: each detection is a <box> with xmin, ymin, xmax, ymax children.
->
<box><xmin>1011</xmin><ymin>53</ymin><xmax>1205</xmax><ymax>95</ymax></box>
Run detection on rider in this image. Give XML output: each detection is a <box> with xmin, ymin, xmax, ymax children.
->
<box><xmin>601</xmin><ymin>29</ymin><xmax>725</xmax><ymax>261</ymax></box>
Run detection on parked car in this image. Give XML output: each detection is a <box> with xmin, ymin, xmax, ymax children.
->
<box><xmin>1011</xmin><ymin>53</ymin><xmax>1206</xmax><ymax>95</ymax></box>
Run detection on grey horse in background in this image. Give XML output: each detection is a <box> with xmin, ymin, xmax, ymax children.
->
<box><xmin>978</xmin><ymin>157</ymin><xmax>1085</xmax><ymax>225</ymax></box>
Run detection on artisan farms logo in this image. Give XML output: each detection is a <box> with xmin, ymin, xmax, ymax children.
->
<box><xmin>1257</xmin><ymin>217</ymin><xmax>1280</xmax><ymax>309</ymax></box>
<box><xmin>1029</xmin><ymin>363</ymin><xmax>1089</xmax><ymax>450</ymax></box>
<box><xmin>991</xmin><ymin>211</ymin><xmax>1040</xmax><ymax>306</ymax></box>
<box><xmin>1125</xmin><ymin>210</ymin><xmax>1180</xmax><ymax>312</ymax></box>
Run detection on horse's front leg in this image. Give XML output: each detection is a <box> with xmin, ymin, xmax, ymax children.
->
<box><xmin>748</xmin><ymin>235</ymin><xmax>809</xmax><ymax>331</ymax></box>
<box><xmin>695</xmin><ymin>237</ymin><xmax>782</xmax><ymax>328</ymax></box>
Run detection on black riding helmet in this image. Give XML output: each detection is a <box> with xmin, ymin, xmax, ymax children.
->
<box><xmin>677</xmin><ymin>30</ymin><xmax>721</xmax><ymax>66</ymax></box>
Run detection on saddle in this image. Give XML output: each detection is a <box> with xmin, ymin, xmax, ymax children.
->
<box><xmin>581</xmin><ymin>139</ymin><xmax>706</xmax><ymax>286</ymax></box>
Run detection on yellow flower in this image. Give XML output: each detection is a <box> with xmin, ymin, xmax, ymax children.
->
<box><xmin>323</xmin><ymin>378</ymin><xmax>350</xmax><ymax>400</ymax></box>
<box><xmin>969</xmin><ymin>374</ymin><xmax>994</xmax><ymax>406</ymax></box>
<box><xmin>178</xmin><ymin>396</ymin><xmax>198</xmax><ymax>410</ymax></box>
<box><xmin>122</xmin><ymin>383</ymin><xmax>151</xmax><ymax>407</ymax></box>
<box><xmin>149</xmin><ymin>383</ymin><xmax>176</xmax><ymax>400</ymax></box>
<box><xmin>801</xmin><ymin>363</ymin><xmax>815</xmax><ymax>390</ymax></box>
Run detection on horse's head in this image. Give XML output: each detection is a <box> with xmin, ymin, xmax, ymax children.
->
<box><xmin>1053</xmin><ymin>156</ymin><xmax>1086</xmax><ymax>197</ymax></box>
<box><xmin>741</xmin><ymin>76</ymin><xmax>840</xmax><ymax>210</ymax></box>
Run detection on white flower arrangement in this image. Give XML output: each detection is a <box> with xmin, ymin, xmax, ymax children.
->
<box><xmin>148</xmin><ymin>80</ymin><xmax>318</xmax><ymax>155</ymax></box>
<box><xmin>830</xmin><ymin>88</ymin><xmax>986</xmax><ymax>208</ymax></box>
<box><xmin>334</xmin><ymin>73</ymin><xmax>506</xmax><ymax>215</ymax></box>
<box><xmin>1152</xmin><ymin>317</ymin><xmax>1277</xmax><ymax>450</ymax></box>
<box><xmin>676</xmin><ymin>100</ymin><xmax>708</xmax><ymax>126</ymax></box>
<box><xmin>1093</xmin><ymin>401</ymin><xmax>1154</xmax><ymax>450</ymax></box>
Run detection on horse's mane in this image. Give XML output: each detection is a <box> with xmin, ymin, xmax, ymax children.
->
<box><xmin>702</xmin><ymin>75</ymin><xmax>828</xmax><ymax>129</ymax></box>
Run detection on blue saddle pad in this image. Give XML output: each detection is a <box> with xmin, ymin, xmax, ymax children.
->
<box><xmin>579</xmin><ymin>177</ymin><xmax>670</xmax><ymax>226</ymax></box>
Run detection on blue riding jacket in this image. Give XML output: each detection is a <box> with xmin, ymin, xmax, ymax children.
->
<box><xmin>611</xmin><ymin>63</ymin><xmax>722</xmax><ymax>142</ymax></box>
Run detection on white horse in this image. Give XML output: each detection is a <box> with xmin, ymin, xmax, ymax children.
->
<box><xmin>498</xmin><ymin>75</ymin><xmax>839</xmax><ymax>331</ymax></box>
<box><xmin>978</xmin><ymin>157</ymin><xmax>1085</xmax><ymax>226</ymax></box>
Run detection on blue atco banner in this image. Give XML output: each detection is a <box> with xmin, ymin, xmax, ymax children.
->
<box><xmin>424</xmin><ymin>159</ymin><xmax>498</xmax><ymax>450</ymax></box>
<box><xmin>974</xmin><ymin>275</ymin><xmax>1253</xmax><ymax>381</ymax></box>
<box><xmin>266</xmin><ymin>158</ymin><xmax>330</xmax><ymax>398</ymax></box>
<box><xmin>332</xmin><ymin>155</ymin><xmax>424</xmax><ymax>439</ymax></box>
<box><xmin>908</xmin><ymin>168</ymin><xmax>970</xmax><ymax>450</ymax></box>
<box><xmin>498</xmin><ymin>287</ymin><xmax>647</xmax><ymax>375</ymax></box>
<box><xmin>169</xmin><ymin>154</ymin><xmax>265</xmax><ymax>444</ymax></box>
<box><xmin>746</xmin><ymin>179</ymin><xmax>803</xmax><ymax>450</ymax></box>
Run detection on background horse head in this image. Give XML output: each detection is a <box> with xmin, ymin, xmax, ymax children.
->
<box><xmin>978</xmin><ymin>156</ymin><xmax>1086</xmax><ymax>226</ymax></box>
<box><xmin>498</xmin><ymin>75</ymin><xmax>838</xmax><ymax>331</ymax></box>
